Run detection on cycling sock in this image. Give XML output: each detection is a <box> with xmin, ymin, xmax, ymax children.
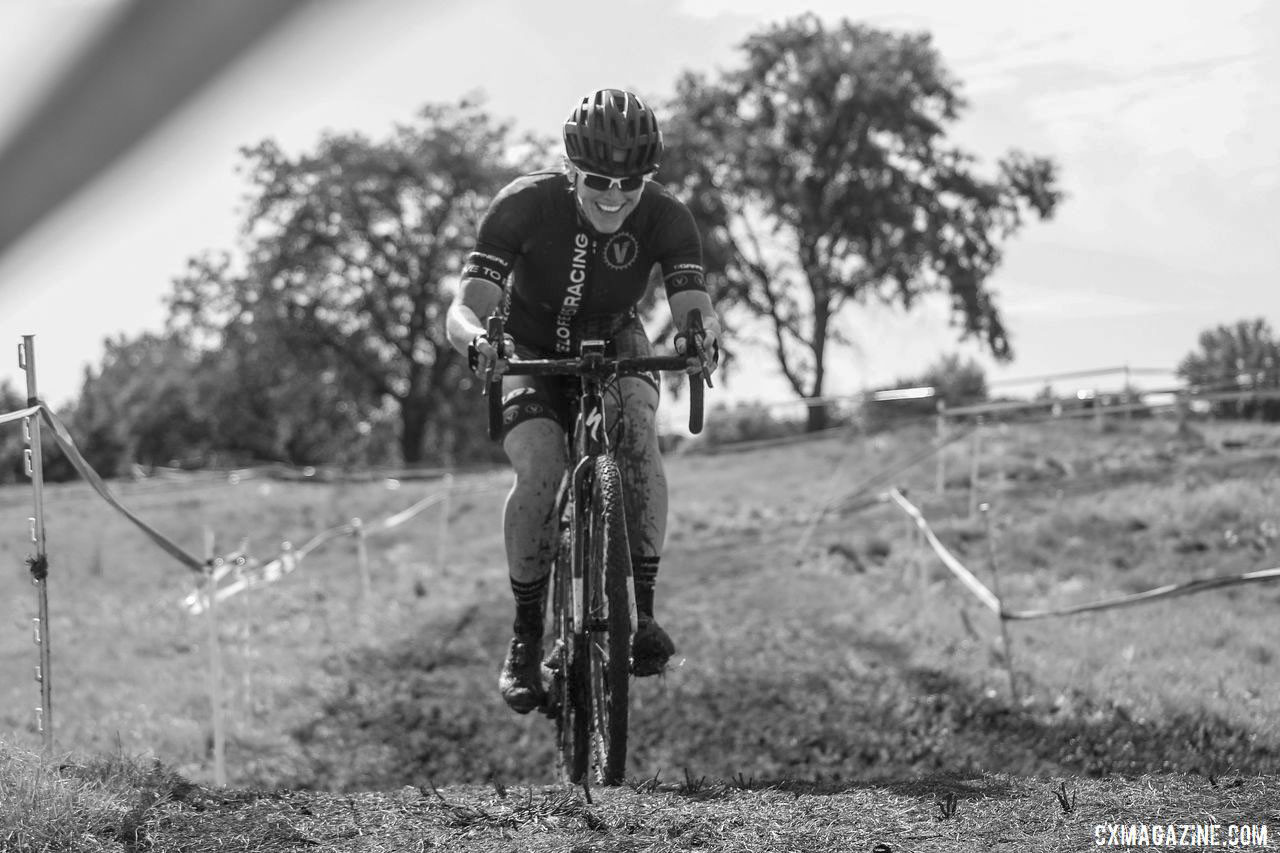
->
<box><xmin>632</xmin><ymin>554</ymin><xmax>659</xmax><ymax>619</ymax></box>
<box><xmin>511</xmin><ymin>574</ymin><xmax>548</xmax><ymax>636</ymax></box>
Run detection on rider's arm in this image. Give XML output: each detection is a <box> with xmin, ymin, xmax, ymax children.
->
<box><xmin>668</xmin><ymin>289</ymin><xmax>721</xmax><ymax>338</ymax></box>
<box><xmin>653</xmin><ymin>194</ymin><xmax>723</xmax><ymax>349</ymax></box>
<box><xmin>445</xmin><ymin>175</ymin><xmax>532</xmax><ymax>360</ymax></box>
<box><xmin>446</xmin><ymin>277</ymin><xmax>504</xmax><ymax>357</ymax></box>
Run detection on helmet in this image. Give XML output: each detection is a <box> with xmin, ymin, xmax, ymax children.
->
<box><xmin>563</xmin><ymin>88</ymin><xmax>663</xmax><ymax>178</ymax></box>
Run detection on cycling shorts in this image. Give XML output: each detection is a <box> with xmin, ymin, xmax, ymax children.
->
<box><xmin>499</xmin><ymin>317</ymin><xmax>660</xmax><ymax>440</ymax></box>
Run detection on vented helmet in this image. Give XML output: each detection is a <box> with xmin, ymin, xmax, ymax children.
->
<box><xmin>563</xmin><ymin>88</ymin><xmax>663</xmax><ymax>178</ymax></box>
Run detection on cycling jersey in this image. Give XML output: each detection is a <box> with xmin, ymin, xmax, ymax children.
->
<box><xmin>462</xmin><ymin>170</ymin><xmax>706</xmax><ymax>354</ymax></box>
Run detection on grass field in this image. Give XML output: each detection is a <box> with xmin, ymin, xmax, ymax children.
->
<box><xmin>3</xmin><ymin>413</ymin><xmax>1280</xmax><ymax>849</ymax></box>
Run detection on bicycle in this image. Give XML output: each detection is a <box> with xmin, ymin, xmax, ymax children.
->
<box><xmin>483</xmin><ymin>311</ymin><xmax>711</xmax><ymax>786</ymax></box>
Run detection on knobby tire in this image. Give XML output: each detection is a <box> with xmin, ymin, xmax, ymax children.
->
<box><xmin>551</xmin><ymin>523</ymin><xmax>588</xmax><ymax>784</ymax></box>
<box><xmin>585</xmin><ymin>455</ymin><xmax>632</xmax><ymax>785</ymax></box>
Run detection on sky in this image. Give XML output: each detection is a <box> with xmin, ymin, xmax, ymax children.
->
<box><xmin>0</xmin><ymin>0</ymin><xmax>1277</xmax><ymax>412</ymax></box>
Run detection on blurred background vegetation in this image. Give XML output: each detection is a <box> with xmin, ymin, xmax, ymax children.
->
<box><xmin>1</xmin><ymin>14</ymin><xmax>1275</xmax><ymax>484</ymax></box>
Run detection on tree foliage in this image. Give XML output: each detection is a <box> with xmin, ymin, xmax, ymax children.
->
<box><xmin>73</xmin><ymin>333</ymin><xmax>206</xmax><ymax>474</ymax></box>
<box><xmin>1178</xmin><ymin>317</ymin><xmax>1280</xmax><ymax>421</ymax></box>
<box><xmin>0</xmin><ymin>379</ymin><xmax>35</xmax><ymax>483</ymax></box>
<box><xmin>660</xmin><ymin>14</ymin><xmax>1061</xmax><ymax>429</ymax></box>
<box><xmin>166</xmin><ymin>98</ymin><xmax>540</xmax><ymax>465</ymax></box>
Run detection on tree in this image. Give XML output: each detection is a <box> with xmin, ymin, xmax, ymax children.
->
<box><xmin>69</xmin><ymin>322</ymin><xmax>402</xmax><ymax>475</ymax></box>
<box><xmin>71</xmin><ymin>333</ymin><xmax>211</xmax><ymax>475</ymax></box>
<box><xmin>1178</xmin><ymin>318</ymin><xmax>1280</xmax><ymax>421</ymax></box>
<box><xmin>168</xmin><ymin>98</ymin><xmax>542</xmax><ymax>465</ymax></box>
<box><xmin>659</xmin><ymin>15</ymin><xmax>1061</xmax><ymax>430</ymax></box>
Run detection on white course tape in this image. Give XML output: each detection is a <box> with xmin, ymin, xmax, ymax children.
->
<box><xmin>885</xmin><ymin>487</ymin><xmax>1280</xmax><ymax>622</ymax></box>
<box><xmin>886</xmin><ymin>488</ymin><xmax>1001</xmax><ymax>614</ymax></box>
<box><xmin>181</xmin><ymin>483</ymin><xmax>507</xmax><ymax>613</ymax></box>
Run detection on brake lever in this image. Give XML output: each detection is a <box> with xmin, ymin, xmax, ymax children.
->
<box><xmin>692</xmin><ymin>328</ymin><xmax>714</xmax><ymax>389</ymax></box>
<box><xmin>485</xmin><ymin>315</ymin><xmax>506</xmax><ymax>441</ymax></box>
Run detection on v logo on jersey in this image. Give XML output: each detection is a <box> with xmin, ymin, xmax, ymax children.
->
<box><xmin>603</xmin><ymin>232</ymin><xmax>639</xmax><ymax>271</ymax></box>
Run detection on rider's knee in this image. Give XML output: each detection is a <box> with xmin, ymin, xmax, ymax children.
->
<box><xmin>616</xmin><ymin>378</ymin><xmax>658</xmax><ymax>424</ymax></box>
<box><xmin>504</xmin><ymin>419</ymin><xmax>567</xmax><ymax>487</ymax></box>
<box><xmin>614</xmin><ymin>380</ymin><xmax>661</xmax><ymax>456</ymax></box>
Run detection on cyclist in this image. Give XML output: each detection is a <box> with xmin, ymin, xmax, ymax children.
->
<box><xmin>446</xmin><ymin>88</ymin><xmax>722</xmax><ymax>714</ymax></box>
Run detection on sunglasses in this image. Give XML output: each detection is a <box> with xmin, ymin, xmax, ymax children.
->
<box><xmin>579</xmin><ymin>170</ymin><xmax>649</xmax><ymax>192</ymax></box>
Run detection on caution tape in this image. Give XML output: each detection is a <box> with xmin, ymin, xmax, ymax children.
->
<box><xmin>884</xmin><ymin>487</ymin><xmax>1280</xmax><ymax>621</ymax></box>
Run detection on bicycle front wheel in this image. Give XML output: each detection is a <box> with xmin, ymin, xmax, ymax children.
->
<box><xmin>551</xmin><ymin>522</ymin><xmax>588</xmax><ymax>784</ymax></box>
<box><xmin>584</xmin><ymin>454</ymin><xmax>633</xmax><ymax>786</ymax></box>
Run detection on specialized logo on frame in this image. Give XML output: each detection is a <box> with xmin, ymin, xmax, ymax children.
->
<box><xmin>603</xmin><ymin>232</ymin><xmax>639</xmax><ymax>271</ymax></box>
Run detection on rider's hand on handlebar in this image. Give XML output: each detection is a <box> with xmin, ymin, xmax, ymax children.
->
<box><xmin>468</xmin><ymin>332</ymin><xmax>515</xmax><ymax>379</ymax></box>
<box><xmin>675</xmin><ymin>320</ymin><xmax>721</xmax><ymax>380</ymax></box>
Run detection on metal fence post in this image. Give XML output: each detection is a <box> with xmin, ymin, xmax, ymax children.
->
<box><xmin>20</xmin><ymin>336</ymin><xmax>53</xmax><ymax>755</ymax></box>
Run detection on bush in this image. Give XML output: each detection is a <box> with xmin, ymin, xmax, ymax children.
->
<box><xmin>702</xmin><ymin>401</ymin><xmax>806</xmax><ymax>446</ymax></box>
<box><xmin>863</xmin><ymin>353</ymin><xmax>988</xmax><ymax>432</ymax></box>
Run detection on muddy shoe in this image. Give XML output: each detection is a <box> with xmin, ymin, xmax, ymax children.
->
<box><xmin>631</xmin><ymin>616</ymin><xmax>675</xmax><ymax>677</ymax></box>
<box><xmin>499</xmin><ymin>633</ymin><xmax>544</xmax><ymax>714</ymax></box>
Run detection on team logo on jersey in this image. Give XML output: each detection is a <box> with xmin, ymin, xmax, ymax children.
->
<box><xmin>555</xmin><ymin>231</ymin><xmax>591</xmax><ymax>353</ymax></box>
<box><xmin>603</xmin><ymin>232</ymin><xmax>639</xmax><ymax>271</ymax></box>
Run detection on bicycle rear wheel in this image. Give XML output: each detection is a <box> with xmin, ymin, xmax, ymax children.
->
<box><xmin>584</xmin><ymin>455</ymin><xmax>633</xmax><ymax>785</ymax></box>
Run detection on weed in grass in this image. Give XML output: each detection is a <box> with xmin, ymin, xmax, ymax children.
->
<box><xmin>934</xmin><ymin>791</ymin><xmax>958</xmax><ymax>820</ymax></box>
<box><xmin>1054</xmin><ymin>781</ymin><xmax>1075</xmax><ymax>814</ymax></box>
<box><xmin>678</xmin><ymin>767</ymin><xmax>710</xmax><ymax>797</ymax></box>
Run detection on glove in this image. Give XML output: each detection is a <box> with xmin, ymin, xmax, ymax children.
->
<box><xmin>467</xmin><ymin>332</ymin><xmax>515</xmax><ymax>378</ymax></box>
<box><xmin>675</xmin><ymin>317</ymin><xmax>721</xmax><ymax>379</ymax></box>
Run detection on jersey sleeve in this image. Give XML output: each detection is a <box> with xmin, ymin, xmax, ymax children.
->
<box><xmin>654</xmin><ymin>195</ymin><xmax>706</xmax><ymax>296</ymax></box>
<box><xmin>460</xmin><ymin>176</ymin><xmax>538</xmax><ymax>287</ymax></box>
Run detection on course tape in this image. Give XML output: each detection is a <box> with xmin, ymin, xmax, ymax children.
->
<box><xmin>1000</xmin><ymin>566</ymin><xmax>1280</xmax><ymax>621</ymax></box>
<box><xmin>1</xmin><ymin>400</ymin><xmax>509</xmax><ymax>607</ymax></box>
<box><xmin>0</xmin><ymin>404</ymin><xmax>43</xmax><ymax>427</ymax></box>
<box><xmin>37</xmin><ymin>405</ymin><xmax>207</xmax><ymax>572</ymax></box>
<box><xmin>886</xmin><ymin>489</ymin><xmax>1001</xmax><ymax>614</ymax></box>
<box><xmin>181</xmin><ymin>485</ymin><xmax>507</xmax><ymax>614</ymax></box>
<box><xmin>885</xmin><ymin>488</ymin><xmax>1280</xmax><ymax>621</ymax></box>
<box><xmin>795</xmin><ymin>423</ymin><xmax>978</xmax><ymax>557</ymax></box>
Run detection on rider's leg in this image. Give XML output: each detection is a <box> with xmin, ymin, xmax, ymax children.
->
<box><xmin>608</xmin><ymin>375</ymin><xmax>668</xmax><ymax>622</ymax></box>
<box><xmin>497</xmin><ymin>391</ymin><xmax>567</xmax><ymax>714</ymax></box>
<box><xmin>609</xmin><ymin>375</ymin><xmax>676</xmax><ymax>675</ymax></box>
<box><xmin>502</xmin><ymin>415</ymin><xmax>567</xmax><ymax>633</ymax></box>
